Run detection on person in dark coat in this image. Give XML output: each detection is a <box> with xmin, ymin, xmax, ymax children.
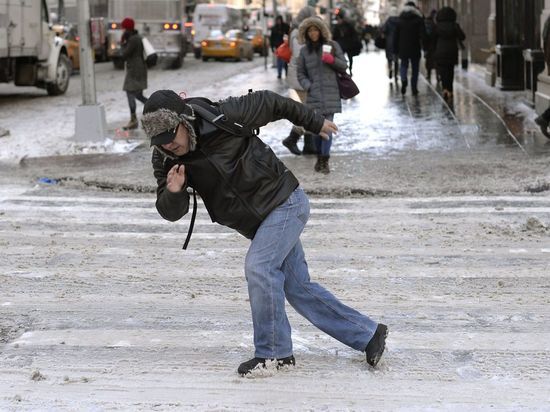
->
<box><xmin>140</xmin><ymin>89</ymin><xmax>388</xmax><ymax>376</ymax></box>
<box><xmin>120</xmin><ymin>17</ymin><xmax>148</xmax><ymax>130</ymax></box>
<box><xmin>332</xmin><ymin>12</ymin><xmax>361</xmax><ymax>76</ymax></box>
<box><xmin>393</xmin><ymin>1</ymin><xmax>425</xmax><ymax>96</ymax></box>
<box><xmin>298</xmin><ymin>17</ymin><xmax>347</xmax><ymax>174</ymax></box>
<box><xmin>382</xmin><ymin>6</ymin><xmax>399</xmax><ymax>80</ymax></box>
<box><xmin>433</xmin><ymin>7</ymin><xmax>465</xmax><ymax>101</ymax></box>
<box><xmin>534</xmin><ymin>15</ymin><xmax>550</xmax><ymax>138</ymax></box>
<box><xmin>270</xmin><ymin>16</ymin><xmax>290</xmax><ymax>79</ymax></box>
<box><xmin>424</xmin><ymin>9</ymin><xmax>437</xmax><ymax>83</ymax></box>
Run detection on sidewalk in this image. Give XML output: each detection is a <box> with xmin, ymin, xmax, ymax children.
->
<box><xmin>5</xmin><ymin>52</ymin><xmax>550</xmax><ymax>197</ymax></box>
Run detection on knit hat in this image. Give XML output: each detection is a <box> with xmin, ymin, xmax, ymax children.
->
<box><xmin>141</xmin><ymin>90</ymin><xmax>197</xmax><ymax>149</ymax></box>
<box><xmin>121</xmin><ymin>17</ymin><xmax>135</xmax><ymax>31</ymax></box>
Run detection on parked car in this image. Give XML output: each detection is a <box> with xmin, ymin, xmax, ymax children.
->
<box><xmin>246</xmin><ymin>26</ymin><xmax>268</xmax><ymax>56</ymax></box>
<box><xmin>52</xmin><ymin>24</ymin><xmax>83</xmax><ymax>72</ymax></box>
<box><xmin>201</xmin><ymin>29</ymin><xmax>254</xmax><ymax>61</ymax></box>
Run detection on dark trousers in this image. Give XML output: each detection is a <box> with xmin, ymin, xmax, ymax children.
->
<box><xmin>126</xmin><ymin>90</ymin><xmax>148</xmax><ymax>115</ymax></box>
<box><xmin>400</xmin><ymin>56</ymin><xmax>420</xmax><ymax>90</ymax></box>
<box><xmin>346</xmin><ymin>52</ymin><xmax>354</xmax><ymax>75</ymax></box>
<box><xmin>437</xmin><ymin>64</ymin><xmax>455</xmax><ymax>91</ymax></box>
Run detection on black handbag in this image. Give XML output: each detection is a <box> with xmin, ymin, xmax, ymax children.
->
<box><xmin>336</xmin><ymin>72</ymin><xmax>359</xmax><ymax>99</ymax></box>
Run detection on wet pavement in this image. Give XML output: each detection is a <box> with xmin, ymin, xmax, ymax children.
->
<box><xmin>2</xmin><ymin>50</ymin><xmax>548</xmax><ymax>197</ymax></box>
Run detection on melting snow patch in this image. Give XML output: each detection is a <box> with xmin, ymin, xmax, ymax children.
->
<box><xmin>525</xmin><ymin>217</ymin><xmax>548</xmax><ymax>233</ymax></box>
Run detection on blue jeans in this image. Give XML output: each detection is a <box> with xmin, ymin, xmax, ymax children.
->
<box><xmin>400</xmin><ymin>56</ymin><xmax>420</xmax><ymax>90</ymax></box>
<box><xmin>245</xmin><ymin>187</ymin><xmax>379</xmax><ymax>359</ymax></box>
<box><xmin>314</xmin><ymin>113</ymin><xmax>334</xmax><ymax>156</ymax></box>
<box><xmin>276</xmin><ymin>57</ymin><xmax>288</xmax><ymax>78</ymax></box>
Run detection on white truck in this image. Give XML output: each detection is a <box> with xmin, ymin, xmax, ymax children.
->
<box><xmin>192</xmin><ymin>3</ymin><xmax>244</xmax><ymax>59</ymax></box>
<box><xmin>107</xmin><ymin>0</ymin><xmax>187</xmax><ymax>69</ymax></box>
<box><xmin>0</xmin><ymin>0</ymin><xmax>71</xmax><ymax>95</ymax></box>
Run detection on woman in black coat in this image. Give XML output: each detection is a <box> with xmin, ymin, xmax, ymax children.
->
<box><xmin>120</xmin><ymin>17</ymin><xmax>148</xmax><ymax>130</ymax></box>
<box><xmin>433</xmin><ymin>7</ymin><xmax>465</xmax><ymax>101</ymax></box>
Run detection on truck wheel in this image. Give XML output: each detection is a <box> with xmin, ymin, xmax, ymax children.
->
<box><xmin>112</xmin><ymin>58</ymin><xmax>124</xmax><ymax>70</ymax></box>
<box><xmin>194</xmin><ymin>48</ymin><xmax>201</xmax><ymax>59</ymax></box>
<box><xmin>171</xmin><ymin>55</ymin><xmax>183</xmax><ymax>69</ymax></box>
<box><xmin>46</xmin><ymin>54</ymin><xmax>71</xmax><ymax>96</ymax></box>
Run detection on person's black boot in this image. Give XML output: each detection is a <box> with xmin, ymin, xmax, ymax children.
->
<box><xmin>238</xmin><ymin>355</ymin><xmax>295</xmax><ymax>376</ymax></box>
<box><xmin>282</xmin><ymin>130</ymin><xmax>302</xmax><ymax>155</ymax></box>
<box><xmin>277</xmin><ymin>355</ymin><xmax>296</xmax><ymax>369</ymax></box>
<box><xmin>302</xmin><ymin>133</ymin><xmax>318</xmax><ymax>155</ymax></box>
<box><xmin>365</xmin><ymin>323</ymin><xmax>388</xmax><ymax>367</ymax></box>
<box><xmin>319</xmin><ymin>155</ymin><xmax>330</xmax><ymax>174</ymax></box>
<box><xmin>314</xmin><ymin>155</ymin><xmax>322</xmax><ymax>172</ymax></box>
<box><xmin>401</xmin><ymin>79</ymin><xmax>408</xmax><ymax>95</ymax></box>
<box><xmin>535</xmin><ymin>115</ymin><xmax>550</xmax><ymax>138</ymax></box>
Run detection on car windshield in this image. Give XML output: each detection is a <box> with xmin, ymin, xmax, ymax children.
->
<box><xmin>208</xmin><ymin>29</ymin><xmax>224</xmax><ymax>39</ymax></box>
<box><xmin>225</xmin><ymin>30</ymin><xmax>240</xmax><ymax>39</ymax></box>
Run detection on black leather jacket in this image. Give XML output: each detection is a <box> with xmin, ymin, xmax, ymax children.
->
<box><xmin>152</xmin><ymin>90</ymin><xmax>324</xmax><ymax>239</ymax></box>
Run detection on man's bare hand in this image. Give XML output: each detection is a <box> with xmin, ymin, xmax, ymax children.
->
<box><xmin>319</xmin><ymin>118</ymin><xmax>338</xmax><ymax>140</ymax></box>
<box><xmin>167</xmin><ymin>164</ymin><xmax>186</xmax><ymax>193</ymax></box>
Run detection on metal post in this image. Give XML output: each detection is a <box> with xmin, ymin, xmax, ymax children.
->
<box><xmin>263</xmin><ymin>0</ymin><xmax>268</xmax><ymax>70</ymax></box>
<box><xmin>74</xmin><ymin>0</ymin><xmax>107</xmax><ymax>141</ymax></box>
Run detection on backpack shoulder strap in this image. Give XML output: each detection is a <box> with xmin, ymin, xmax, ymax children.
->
<box><xmin>187</xmin><ymin>98</ymin><xmax>257</xmax><ymax>138</ymax></box>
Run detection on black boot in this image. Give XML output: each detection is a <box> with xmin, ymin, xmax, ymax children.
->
<box><xmin>319</xmin><ymin>155</ymin><xmax>330</xmax><ymax>174</ymax></box>
<box><xmin>238</xmin><ymin>355</ymin><xmax>295</xmax><ymax>376</ymax></box>
<box><xmin>401</xmin><ymin>79</ymin><xmax>408</xmax><ymax>95</ymax></box>
<box><xmin>302</xmin><ymin>133</ymin><xmax>318</xmax><ymax>155</ymax></box>
<box><xmin>123</xmin><ymin>113</ymin><xmax>138</xmax><ymax>130</ymax></box>
<box><xmin>314</xmin><ymin>155</ymin><xmax>322</xmax><ymax>172</ymax></box>
<box><xmin>282</xmin><ymin>130</ymin><xmax>302</xmax><ymax>155</ymax></box>
<box><xmin>365</xmin><ymin>323</ymin><xmax>388</xmax><ymax>367</ymax></box>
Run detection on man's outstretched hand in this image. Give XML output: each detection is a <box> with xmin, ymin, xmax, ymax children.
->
<box><xmin>167</xmin><ymin>164</ymin><xmax>186</xmax><ymax>193</ymax></box>
<box><xmin>319</xmin><ymin>118</ymin><xmax>338</xmax><ymax>140</ymax></box>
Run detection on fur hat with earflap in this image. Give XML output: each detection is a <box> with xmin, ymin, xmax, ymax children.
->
<box><xmin>297</xmin><ymin>17</ymin><xmax>332</xmax><ymax>44</ymax></box>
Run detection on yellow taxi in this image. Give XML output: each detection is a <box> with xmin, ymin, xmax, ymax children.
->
<box><xmin>246</xmin><ymin>26</ymin><xmax>268</xmax><ymax>56</ymax></box>
<box><xmin>52</xmin><ymin>24</ymin><xmax>92</xmax><ymax>72</ymax></box>
<box><xmin>201</xmin><ymin>29</ymin><xmax>254</xmax><ymax>62</ymax></box>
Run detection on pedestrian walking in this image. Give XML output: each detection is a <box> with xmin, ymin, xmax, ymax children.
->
<box><xmin>270</xmin><ymin>16</ymin><xmax>290</xmax><ymax>79</ymax></box>
<box><xmin>393</xmin><ymin>1</ymin><xmax>425</xmax><ymax>96</ymax></box>
<box><xmin>120</xmin><ymin>17</ymin><xmax>148</xmax><ymax>130</ymax></box>
<box><xmin>297</xmin><ymin>17</ymin><xmax>347</xmax><ymax>174</ymax></box>
<box><xmin>332</xmin><ymin>11</ymin><xmax>362</xmax><ymax>76</ymax></box>
<box><xmin>534</xmin><ymin>14</ymin><xmax>550</xmax><ymax>138</ymax></box>
<box><xmin>424</xmin><ymin>9</ymin><xmax>438</xmax><ymax>84</ymax></box>
<box><xmin>433</xmin><ymin>7</ymin><xmax>466</xmax><ymax>101</ymax></box>
<box><xmin>140</xmin><ymin>89</ymin><xmax>388</xmax><ymax>376</ymax></box>
<box><xmin>381</xmin><ymin>6</ymin><xmax>400</xmax><ymax>81</ymax></box>
<box><xmin>282</xmin><ymin>5</ymin><xmax>318</xmax><ymax>156</ymax></box>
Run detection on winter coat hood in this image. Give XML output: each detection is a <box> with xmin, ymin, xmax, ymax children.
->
<box><xmin>298</xmin><ymin>17</ymin><xmax>332</xmax><ymax>44</ymax></box>
<box><xmin>436</xmin><ymin>7</ymin><xmax>457</xmax><ymax>23</ymax></box>
<box><xmin>400</xmin><ymin>5</ymin><xmax>423</xmax><ymax>20</ymax></box>
<box><xmin>292</xmin><ymin>6</ymin><xmax>317</xmax><ymax>30</ymax></box>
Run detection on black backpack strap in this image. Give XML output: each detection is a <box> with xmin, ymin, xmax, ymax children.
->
<box><xmin>189</xmin><ymin>100</ymin><xmax>257</xmax><ymax>138</ymax></box>
<box><xmin>182</xmin><ymin>188</ymin><xmax>197</xmax><ymax>250</ymax></box>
